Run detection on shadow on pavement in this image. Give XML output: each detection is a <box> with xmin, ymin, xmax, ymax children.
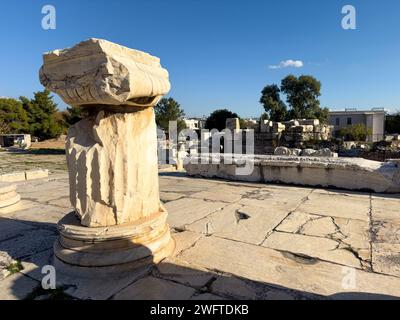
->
<box><xmin>0</xmin><ymin>216</ymin><xmax>399</xmax><ymax>300</ymax></box>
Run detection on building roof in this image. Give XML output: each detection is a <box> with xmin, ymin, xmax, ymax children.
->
<box><xmin>329</xmin><ymin>109</ymin><xmax>386</xmax><ymax>115</ymax></box>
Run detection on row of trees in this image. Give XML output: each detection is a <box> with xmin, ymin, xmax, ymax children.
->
<box><xmin>0</xmin><ymin>90</ymin><xmax>82</xmax><ymax>140</ymax></box>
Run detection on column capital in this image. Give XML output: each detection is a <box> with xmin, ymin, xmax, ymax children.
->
<box><xmin>39</xmin><ymin>38</ymin><xmax>170</xmax><ymax>108</ymax></box>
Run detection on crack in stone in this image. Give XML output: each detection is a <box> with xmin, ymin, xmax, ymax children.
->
<box><xmin>174</xmin><ymin>234</ymin><xmax>204</xmax><ymax>259</ymax></box>
<box><xmin>199</xmin><ymin>275</ymin><xmax>218</xmax><ymax>293</ymax></box>
<box><xmin>328</xmin><ymin>233</ymin><xmax>369</xmax><ymax>270</ymax></box>
<box><xmin>329</xmin><ymin>217</ymin><xmax>348</xmax><ymax>241</ymax></box>
<box><xmin>295</xmin><ymin>215</ymin><xmax>326</xmax><ymax>235</ymax></box>
<box><xmin>19</xmin><ymin>197</ymin><xmax>71</xmax><ymax>210</ymax></box>
<box><xmin>368</xmin><ymin>194</ymin><xmax>375</xmax><ymax>272</ymax></box>
<box><xmin>261</xmin><ymin>188</ymin><xmax>315</xmax><ymax>246</ymax></box>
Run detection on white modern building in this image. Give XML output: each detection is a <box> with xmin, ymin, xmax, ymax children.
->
<box><xmin>328</xmin><ymin>108</ymin><xmax>385</xmax><ymax>142</ymax></box>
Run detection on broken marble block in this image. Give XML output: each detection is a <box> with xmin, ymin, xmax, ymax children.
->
<box><xmin>39</xmin><ymin>38</ymin><xmax>170</xmax><ymax>108</ymax></box>
<box><xmin>66</xmin><ymin>108</ymin><xmax>161</xmax><ymax>227</ymax></box>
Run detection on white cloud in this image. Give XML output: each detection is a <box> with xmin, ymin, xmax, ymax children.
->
<box><xmin>269</xmin><ymin>59</ymin><xmax>304</xmax><ymax>69</ymax></box>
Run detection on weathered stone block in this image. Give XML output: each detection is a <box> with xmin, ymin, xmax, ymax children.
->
<box><xmin>185</xmin><ymin>154</ymin><xmax>400</xmax><ymax>193</ymax></box>
<box><xmin>39</xmin><ymin>38</ymin><xmax>170</xmax><ymax>108</ymax></box>
<box><xmin>0</xmin><ymin>172</ymin><xmax>26</xmax><ymax>183</ymax></box>
<box><xmin>25</xmin><ymin>169</ymin><xmax>49</xmax><ymax>181</ymax></box>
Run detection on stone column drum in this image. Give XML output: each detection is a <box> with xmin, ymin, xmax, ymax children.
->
<box><xmin>39</xmin><ymin>39</ymin><xmax>175</xmax><ymax>269</ymax></box>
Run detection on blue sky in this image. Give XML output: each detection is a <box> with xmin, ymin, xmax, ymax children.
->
<box><xmin>1</xmin><ymin>0</ymin><xmax>399</xmax><ymax>117</ymax></box>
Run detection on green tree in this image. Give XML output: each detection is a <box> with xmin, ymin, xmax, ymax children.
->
<box><xmin>338</xmin><ymin>123</ymin><xmax>373</xmax><ymax>141</ymax></box>
<box><xmin>205</xmin><ymin>109</ymin><xmax>240</xmax><ymax>131</ymax></box>
<box><xmin>259</xmin><ymin>85</ymin><xmax>287</xmax><ymax>121</ymax></box>
<box><xmin>63</xmin><ymin>105</ymin><xmax>84</xmax><ymax>126</ymax></box>
<box><xmin>20</xmin><ymin>89</ymin><xmax>63</xmax><ymax>140</ymax></box>
<box><xmin>154</xmin><ymin>97</ymin><xmax>186</xmax><ymax>133</ymax></box>
<box><xmin>0</xmin><ymin>98</ymin><xmax>29</xmax><ymax>133</ymax></box>
<box><xmin>260</xmin><ymin>75</ymin><xmax>328</xmax><ymax>123</ymax></box>
<box><xmin>281</xmin><ymin>75</ymin><xmax>322</xmax><ymax>120</ymax></box>
<box><xmin>386</xmin><ymin>112</ymin><xmax>400</xmax><ymax>134</ymax></box>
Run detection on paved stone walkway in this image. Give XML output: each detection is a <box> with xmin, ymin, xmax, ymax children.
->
<box><xmin>1</xmin><ymin>170</ymin><xmax>400</xmax><ymax>299</ymax></box>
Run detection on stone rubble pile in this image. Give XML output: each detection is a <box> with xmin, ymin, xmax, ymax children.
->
<box><xmin>260</xmin><ymin>119</ymin><xmax>333</xmax><ymax>147</ymax></box>
<box><xmin>274</xmin><ymin>146</ymin><xmax>338</xmax><ymax>157</ymax></box>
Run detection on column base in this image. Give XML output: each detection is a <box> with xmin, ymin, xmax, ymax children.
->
<box><xmin>0</xmin><ymin>183</ymin><xmax>21</xmax><ymax>215</ymax></box>
<box><xmin>54</xmin><ymin>207</ymin><xmax>175</xmax><ymax>272</ymax></box>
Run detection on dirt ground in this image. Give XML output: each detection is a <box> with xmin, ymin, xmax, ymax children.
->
<box><xmin>0</xmin><ymin>151</ymin><xmax>67</xmax><ymax>175</ymax></box>
<box><xmin>30</xmin><ymin>137</ymin><xmax>66</xmax><ymax>150</ymax></box>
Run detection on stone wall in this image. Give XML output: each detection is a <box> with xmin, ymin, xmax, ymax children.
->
<box><xmin>184</xmin><ymin>154</ymin><xmax>400</xmax><ymax>193</ymax></box>
<box><xmin>254</xmin><ymin>119</ymin><xmax>334</xmax><ymax>153</ymax></box>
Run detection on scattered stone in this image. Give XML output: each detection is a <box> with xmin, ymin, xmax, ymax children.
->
<box><xmin>274</xmin><ymin>147</ymin><xmax>291</xmax><ymax>156</ymax></box>
<box><xmin>292</xmin><ymin>148</ymin><xmax>302</xmax><ymax>156</ymax></box>
<box><xmin>0</xmin><ymin>252</ymin><xmax>15</xmax><ymax>280</ymax></box>
<box><xmin>314</xmin><ymin>148</ymin><xmax>337</xmax><ymax>157</ymax></box>
<box><xmin>302</xmin><ymin>149</ymin><xmax>317</xmax><ymax>156</ymax></box>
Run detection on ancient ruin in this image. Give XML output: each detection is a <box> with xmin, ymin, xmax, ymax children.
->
<box><xmin>185</xmin><ymin>154</ymin><xmax>400</xmax><ymax>193</ymax></box>
<box><xmin>0</xmin><ymin>183</ymin><xmax>20</xmax><ymax>214</ymax></box>
<box><xmin>39</xmin><ymin>38</ymin><xmax>175</xmax><ymax>270</ymax></box>
<box><xmin>256</xmin><ymin>119</ymin><xmax>334</xmax><ymax>154</ymax></box>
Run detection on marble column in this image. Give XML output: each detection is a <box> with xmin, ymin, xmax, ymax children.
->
<box><xmin>39</xmin><ymin>38</ymin><xmax>175</xmax><ymax>270</ymax></box>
